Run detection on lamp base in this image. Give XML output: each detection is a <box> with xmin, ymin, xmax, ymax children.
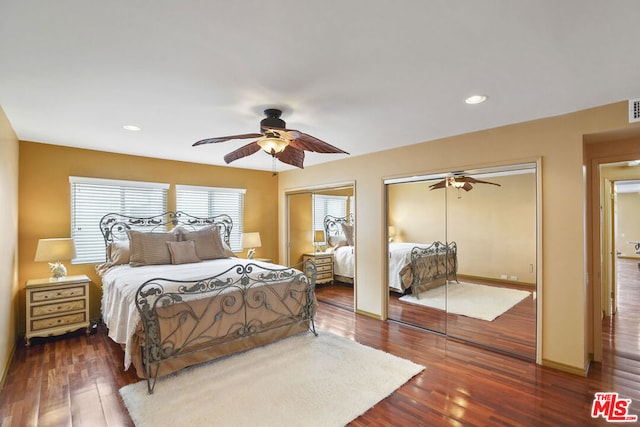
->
<box><xmin>48</xmin><ymin>262</ymin><xmax>67</xmax><ymax>279</ymax></box>
<box><xmin>247</xmin><ymin>248</ymin><xmax>256</xmax><ymax>259</ymax></box>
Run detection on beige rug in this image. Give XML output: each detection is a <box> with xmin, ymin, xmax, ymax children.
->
<box><xmin>399</xmin><ymin>282</ymin><xmax>531</xmax><ymax>321</ymax></box>
<box><xmin>120</xmin><ymin>330</ymin><xmax>424</xmax><ymax>427</ymax></box>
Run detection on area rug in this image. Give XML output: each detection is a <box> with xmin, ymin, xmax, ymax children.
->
<box><xmin>120</xmin><ymin>330</ymin><xmax>424</xmax><ymax>427</ymax></box>
<box><xmin>399</xmin><ymin>282</ymin><xmax>531</xmax><ymax>321</ymax></box>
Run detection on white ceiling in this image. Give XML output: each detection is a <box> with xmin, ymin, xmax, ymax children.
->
<box><xmin>2</xmin><ymin>1</ymin><xmax>640</xmax><ymax>172</ymax></box>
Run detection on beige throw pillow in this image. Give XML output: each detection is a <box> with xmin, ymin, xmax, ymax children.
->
<box><xmin>166</xmin><ymin>240</ymin><xmax>201</xmax><ymax>265</ymax></box>
<box><xmin>341</xmin><ymin>223</ymin><xmax>355</xmax><ymax>246</ymax></box>
<box><xmin>180</xmin><ymin>226</ymin><xmax>228</xmax><ymax>260</ymax></box>
<box><xmin>128</xmin><ymin>230</ymin><xmax>178</xmax><ymax>266</ymax></box>
<box><xmin>106</xmin><ymin>240</ymin><xmax>131</xmax><ymax>265</ymax></box>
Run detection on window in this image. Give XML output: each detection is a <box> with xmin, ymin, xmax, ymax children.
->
<box><xmin>175</xmin><ymin>185</ymin><xmax>245</xmax><ymax>251</ymax></box>
<box><xmin>70</xmin><ymin>177</ymin><xmax>169</xmax><ymax>264</ymax></box>
<box><xmin>312</xmin><ymin>194</ymin><xmax>348</xmax><ymax>237</ymax></box>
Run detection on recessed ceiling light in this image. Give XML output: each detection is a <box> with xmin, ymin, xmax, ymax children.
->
<box><xmin>123</xmin><ymin>125</ymin><xmax>141</xmax><ymax>131</ymax></box>
<box><xmin>465</xmin><ymin>95</ymin><xmax>487</xmax><ymax>105</ymax></box>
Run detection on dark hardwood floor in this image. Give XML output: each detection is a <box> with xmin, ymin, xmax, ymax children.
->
<box><xmin>317</xmin><ymin>276</ymin><xmax>536</xmax><ymax>359</ymax></box>
<box><xmin>1</xmin><ymin>262</ymin><xmax>639</xmax><ymax>426</ymax></box>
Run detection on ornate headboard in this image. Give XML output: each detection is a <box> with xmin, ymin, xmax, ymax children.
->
<box><xmin>99</xmin><ymin>210</ymin><xmax>233</xmax><ymax>247</ymax></box>
<box><xmin>323</xmin><ymin>213</ymin><xmax>354</xmax><ymax>238</ymax></box>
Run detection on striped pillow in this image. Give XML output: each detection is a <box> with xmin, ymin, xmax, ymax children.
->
<box><xmin>128</xmin><ymin>230</ymin><xmax>178</xmax><ymax>266</ymax></box>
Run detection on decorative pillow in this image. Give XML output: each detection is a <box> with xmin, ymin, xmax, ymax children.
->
<box><xmin>221</xmin><ymin>240</ymin><xmax>236</xmax><ymax>258</ymax></box>
<box><xmin>166</xmin><ymin>240</ymin><xmax>201</xmax><ymax>265</ymax></box>
<box><xmin>106</xmin><ymin>240</ymin><xmax>131</xmax><ymax>265</ymax></box>
<box><xmin>179</xmin><ymin>226</ymin><xmax>228</xmax><ymax>260</ymax></box>
<box><xmin>327</xmin><ymin>235</ymin><xmax>348</xmax><ymax>248</ymax></box>
<box><xmin>341</xmin><ymin>223</ymin><xmax>355</xmax><ymax>246</ymax></box>
<box><xmin>128</xmin><ymin>230</ymin><xmax>178</xmax><ymax>266</ymax></box>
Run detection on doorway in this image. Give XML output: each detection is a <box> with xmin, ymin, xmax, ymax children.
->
<box><xmin>585</xmin><ymin>134</ymin><xmax>640</xmax><ymax>363</ymax></box>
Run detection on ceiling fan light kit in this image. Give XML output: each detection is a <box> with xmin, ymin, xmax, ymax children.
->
<box><xmin>193</xmin><ymin>108</ymin><xmax>349</xmax><ymax>169</ymax></box>
<box><xmin>429</xmin><ymin>175</ymin><xmax>501</xmax><ymax>198</ymax></box>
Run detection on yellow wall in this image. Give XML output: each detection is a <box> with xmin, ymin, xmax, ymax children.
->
<box><xmin>279</xmin><ymin>101</ymin><xmax>638</xmax><ymax>373</ymax></box>
<box><xmin>388</xmin><ymin>172</ymin><xmax>536</xmax><ymax>284</ymax></box>
<box><xmin>0</xmin><ymin>106</ymin><xmax>19</xmax><ymax>385</ymax></box>
<box><xmin>18</xmin><ymin>142</ymin><xmax>278</xmax><ymax>330</ymax></box>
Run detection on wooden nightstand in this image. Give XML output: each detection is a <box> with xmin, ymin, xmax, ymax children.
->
<box><xmin>303</xmin><ymin>252</ymin><xmax>334</xmax><ymax>285</ymax></box>
<box><xmin>254</xmin><ymin>258</ymin><xmax>273</xmax><ymax>263</ymax></box>
<box><xmin>25</xmin><ymin>274</ymin><xmax>91</xmax><ymax>346</ymax></box>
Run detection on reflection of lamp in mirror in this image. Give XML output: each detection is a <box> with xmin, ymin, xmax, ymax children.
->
<box><xmin>388</xmin><ymin>226</ymin><xmax>396</xmax><ymax>242</ymax></box>
<box><xmin>314</xmin><ymin>230</ymin><xmax>325</xmax><ymax>252</ymax></box>
<box><xmin>34</xmin><ymin>238</ymin><xmax>77</xmax><ymax>279</ymax></box>
<box><xmin>241</xmin><ymin>232</ymin><xmax>261</xmax><ymax>259</ymax></box>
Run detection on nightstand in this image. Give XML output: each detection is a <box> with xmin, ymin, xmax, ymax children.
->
<box><xmin>303</xmin><ymin>252</ymin><xmax>334</xmax><ymax>285</ymax></box>
<box><xmin>25</xmin><ymin>274</ymin><xmax>91</xmax><ymax>346</ymax></box>
<box><xmin>254</xmin><ymin>258</ymin><xmax>273</xmax><ymax>263</ymax></box>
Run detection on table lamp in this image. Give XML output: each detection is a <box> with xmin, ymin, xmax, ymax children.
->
<box><xmin>388</xmin><ymin>226</ymin><xmax>396</xmax><ymax>242</ymax></box>
<box><xmin>34</xmin><ymin>238</ymin><xmax>77</xmax><ymax>279</ymax></box>
<box><xmin>241</xmin><ymin>232</ymin><xmax>261</xmax><ymax>259</ymax></box>
<box><xmin>314</xmin><ymin>230</ymin><xmax>325</xmax><ymax>252</ymax></box>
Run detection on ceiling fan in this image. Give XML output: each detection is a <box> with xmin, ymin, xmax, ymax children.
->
<box><xmin>429</xmin><ymin>175</ymin><xmax>501</xmax><ymax>198</ymax></box>
<box><xmin>193</xmin><ymin>108</ymin><xmax>349</xmax><ymax>169</ymax></box>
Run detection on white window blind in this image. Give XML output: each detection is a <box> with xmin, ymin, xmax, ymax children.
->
<box><xmin>313</xmin><ymin>195</ymin><xmax>348</xmax><ymax>238</ymax></box>
<box><xmin>70</xmin><ymin>177</ymin><xmax>169</xmax><ymax>264</ymax></box>
<box><xmin>175</xmin><ymin>185</ymin><xmax>246</xmax><ymax>251</ymax></box>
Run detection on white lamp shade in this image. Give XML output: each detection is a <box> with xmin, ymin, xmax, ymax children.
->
<box><xmin>241</xmin><ymin>232</ymin><xmax>262</xmax><ymax>249</ymax></box>
<box><xmin>34</xmin><ymin>238</ymin><xmax>77</xmax><ymax>262</ymax></box>
<box><xmin>314</xmin><ymin>230</ymin><xmax>325</xmax><ymax>243</ymax></box>
<box><xmin>388</xmin><ymin>226</ymin><xmax>396</xmax><ymax>238</ymax></box>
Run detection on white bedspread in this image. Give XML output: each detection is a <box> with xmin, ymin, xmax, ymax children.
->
<box><xmin>333</xmin><ymin>246</ymin><xmax>355</xmax><ymax>278</ymax></box>
<box><xmin>388</xmin><ymin>242</ymin><xmax>429</xmax><ymax>292</ymax></box>
<box><xmin>100</xmin><ymin>258</ymin><xmax>279</xmax><ymax>370</ymax></box>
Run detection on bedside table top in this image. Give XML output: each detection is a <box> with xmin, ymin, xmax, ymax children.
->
<box><xmin>303</xmin><ymin>252</ymin><xmax>334</xmax><ymax>257</ymax></box>
<box><xmin>26</xmin><ymin>274</ymin><xmax>91</xmax><ymax>288</ymax></box>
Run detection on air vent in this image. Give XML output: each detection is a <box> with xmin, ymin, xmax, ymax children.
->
<box><xmin>630</xmin><ymin>98</ymin><xmax>640</xmax><ymax>123</ymax></box>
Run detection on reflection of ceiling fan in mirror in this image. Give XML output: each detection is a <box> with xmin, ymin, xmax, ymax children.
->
<box><xmin>193</xmin><ymin>108</ymin><xmax>349</xmax><ymax>170</ymax></box>
<box><xmin>429</xmin><ymin>175</ymin><xmax>501</xmax><ymax>198</ymax></box>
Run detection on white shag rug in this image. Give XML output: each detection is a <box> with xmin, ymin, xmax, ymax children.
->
<box><xmin>120</xmin><ymin>330</ymin><xmax>424</xmax><ymax>427</ymax></box>
<box><xmin>399</xmin><ymin>282</ymin><xmax>531</xmax><ymax>321</ymax></box>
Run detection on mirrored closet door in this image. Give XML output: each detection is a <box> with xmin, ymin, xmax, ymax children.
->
<box><xmin>385</xmin><ymin>163</ymin><xmax>537</xmax><ymax>359</ymax></box>
<box><xmin>286</xmin><ymin>184</ymin><xmax>355</xmax><ymax>311</ymax></box>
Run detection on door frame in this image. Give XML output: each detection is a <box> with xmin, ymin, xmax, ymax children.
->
<box><xmin>585</xmin><ymin>134</ymin><xmax>640</xmax><ymax>362</ymax></box>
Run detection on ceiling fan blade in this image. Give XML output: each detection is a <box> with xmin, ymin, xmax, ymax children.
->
<box><xmin>193</xmin><ymin>133</ymin><xmax>263</xmax><ymax>146</ymax></box>
<box><xmin>464</xmin><ymin>177</ymin><xmax>501</xmax><ymax>186</ymax></box>
<box><xmin>462</xmin><ymin>182</ymin><xmax>473</xmax><ymax>191</ymax></box>
<box><xmin>290</xmin><ymin>132</ymin><xmax>349</xmax><ymax>154</ymax></box>
<box><xmin>428</xmin><ymin>179</ymin><xmax>448</xmax><ymax>190</ymax></box>
<box><xmin>275</xmin><ymin>145</ymin><xmax>305</xmax><ymax>169</ymax></box>
<box><xmin>223</xmin><ymin>141</ymin><xmax>262</xmax><ymax>164</ymax></box>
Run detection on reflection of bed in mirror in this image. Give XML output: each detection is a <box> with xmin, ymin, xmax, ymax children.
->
<box><xmin>323</xmin><ymin>214</ymin><xmax>355</xmax><ymax>283</ymax></box>
<box><xmin>389</xmin><ymin>241</ymin><xmax>457</xmax><ymax>294</ymax></box>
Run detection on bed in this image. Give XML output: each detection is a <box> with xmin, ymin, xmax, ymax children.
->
<box><xmin>398</xmin><ymin>242</ymin><xmax>458</xmax><ymax>299</ymax></box>
<box><xmin>323</xmin><ymin>214</ymin><xmax>355</xmax><ymax>283</ymax></box>
<box><xmin>98</xmin><ymin>211</ymin><xmax>317</xmax><ymax>393</ymax></box>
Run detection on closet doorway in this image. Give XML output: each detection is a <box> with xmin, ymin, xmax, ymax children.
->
<box><xmin>385</xmin><ymin>162</ymin><xmax>539</xmax><ymax>359</ymax></box>
<box><xmin>286</xmin><ymin>183</ymin><xmax>355</xmax><ymax>311</ymax></box>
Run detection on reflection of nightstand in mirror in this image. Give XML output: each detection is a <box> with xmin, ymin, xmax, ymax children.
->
<box><xmin>303</xmin><ymin>252</ymin><xmax>334</xmax><ymax>285</ymax></box>
<box><xmin>25</xmin><ymin>274</ymin><xmax>91</xmax><ymax>346</ymax></box>
<box><xmin>254</xmin><ymin>258</ymin><xmax>273</xmax><ymax>263</ymax></box>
